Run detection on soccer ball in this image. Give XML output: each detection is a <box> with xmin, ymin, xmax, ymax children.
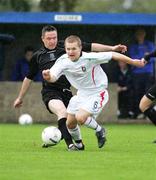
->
<box><xmin>41</xmin><ymin>126</ymin><xmax>62</xmax><ymax>146</ymax></box>
<box><xmin>18</xmin><ymin>113</ymin><xmax>33</xmax><ymax>125</ymax></box>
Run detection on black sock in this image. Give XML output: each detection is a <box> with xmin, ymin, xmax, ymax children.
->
<box><xmin>144</xmin><ymin>107</ymin><xmax>156</xmax><ymax>125</ymax></box>
<box><xmin>58</xmin><ymin>118</ymin><xmax>73</xmax><ymax>147</ymax></box>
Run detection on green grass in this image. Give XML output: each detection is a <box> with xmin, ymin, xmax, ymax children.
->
<box><xmin>0</xmin><ymin>123</ymin><xmax>156</xmax><ymax>180</ymax></box>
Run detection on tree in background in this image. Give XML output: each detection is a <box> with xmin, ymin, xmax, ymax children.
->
<box><xmin>39</xmin><ymin>0</ymin><xmax>78</xmax><ymax>12</ymax></box>
<box><xmin>39</xmin><ymin>0</ymin><xmax>59</xmax><ymax>12</ymax></box>
<box><xmin>74</xmin><ymin>0</ymin><xmax>156</xmax><ymax>13</ymax></box>
<box><xmin>0</xmin><ymin>0</ymin><xmax>156</xmax><ymax>13</ymax></box>
<box><xmin>0</xmin><ymin>0</ymin><xmax>31</xmax><ymax>11</ymax></box>
<box><xmin>62</xmin><ymin>0</ymin><xmax>78</xmax><ymax>12</ymax></box>
<box><xmin>10</xmin><ymin>0</ymin><xmax>31</xmax><ymax>11</ymax></box>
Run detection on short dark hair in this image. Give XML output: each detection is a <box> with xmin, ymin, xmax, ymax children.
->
<box><xmin>41</xmin><ymin>25</ymin><xmax>57</xmax><ymax>36</ymax></box>
<box><xmin>24</xmin><ymin>46</ymin><xmax>34</xmax><ymax>54</ymax></box>
<box><xmin>65</xmin><ymin>35</ymin><xmax>82</xmax><ymax>47</ymax></box>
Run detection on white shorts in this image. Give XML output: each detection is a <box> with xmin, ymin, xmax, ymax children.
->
<box><xmin>67</xmin><ymin>89</ymin><xmax>109</xmax><ymax>119</ymax></box>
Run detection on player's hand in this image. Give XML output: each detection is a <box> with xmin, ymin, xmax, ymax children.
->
<box><xmin>42</xmin><ymin>69</ymin><xmax>51</xmax><ymax>82</ymax></box>
<box><xmin>13</xmin><ymin>98</ymin><xmax>23</xmax><ymax>108</ymax></box>
<box><xmin>133</xmin><ymin>59</ymin><xmax>147</xmax><ymax>67</ymax></box>
<box><xmin>140</xmin><ymin>58</ymin><xmax>147</xmax><ymax>67</ymax></box>
<box><xmin>112</xmin><ymin>44</ymin><xmax>127</xmax><ymax>53</ymax></box>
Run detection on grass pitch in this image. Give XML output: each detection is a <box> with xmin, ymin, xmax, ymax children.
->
<box><xmin>0</xmin><ymin>123</ymin><xmax>156</xmax><ymax>180</ymax></box>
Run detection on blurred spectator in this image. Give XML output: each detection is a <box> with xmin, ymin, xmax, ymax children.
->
<box><xmin>117</xmin><ymin>61</ymin><xmax>134</xmax><ymax>119</ymax></box>
<box><xmin>0</xmin><ymin>34</ymin><xmax>15</xmax><ymax>80</ymax></box>
<box><xmin>129</xmin><ymin>28</ymin><xmax>155</xmax><ymax>119</ymax></box>
<box><xmin>11</xmin><ymin>46</ymin><xmax>42</xmax><ymax>81</ymax></box>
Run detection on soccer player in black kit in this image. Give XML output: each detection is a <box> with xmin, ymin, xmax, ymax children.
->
<box><xmin>139</xmin><ymin>50</ymin><xmax>156</xmax><ymax>142</ymax></box>
<box><xmin>13</xmin><ymin>25</ymin><xmax>127</xmax><ymax>150</ymax></box>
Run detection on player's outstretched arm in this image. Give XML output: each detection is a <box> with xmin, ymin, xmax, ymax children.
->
<box><xmin>42</xmin><ymin>69</ymin><xmax>57</xmax><ymax>83</ymax></box>
<box><xmin>91</xmin><ymin>43</ymin><xmax>127</xmax><ymax>53</ymax></box>
<box><xmin>13</xmin><ymin>77</ymin><xmax>32</xmax><ymax>108</ymax></box>
<box><xmin>112</xmin><ymin>52</ymin><xmax>146</xmax><ymax>67</ymax></box>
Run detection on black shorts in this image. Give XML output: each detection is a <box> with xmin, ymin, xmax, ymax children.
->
<box><xmin>41</xmin><ymin>88</ymin><xmax>73</xmax><ymax>113</ymax></box>
<box><xmin>146</xmin><ymin>83</ymin><xmax>156</xmax><ymax>101</ymax></box>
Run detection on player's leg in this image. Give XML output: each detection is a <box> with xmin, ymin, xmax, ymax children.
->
<box><xmin>139</xmin><ymin>84</ymin><xmax>156</xmax><ymax>125</ymax></box>
<box><xmin>66</xmin><ymin>113</ymin><xmax>84</xmax><ymax>150</ymax></box>
<box><xmin>42</xmin><ymin>89</ymin><xmax>74</xmax><ymax>149</ymax></box>
<box><xmin>76</xmin><ymin>109</ymin><xmax>101</xmax><ymax>131</ymax></box>
<box><xmin>76</xmin><ymin>90</ymin><xmax>109</xmax><ymax>148</ymax></box>
<box><xmin>66</xmin><ymin>95</ymin><xmax>84</xmax><ymax>150</ymax></box>
<box><xmin>139</xmin><ymin>96</ymin><xmax>156</xmax><ymax>124</ymax></box>
<box><xmin>76</xmin><ymin>109</ymin><xmax>106</xmax><ymax>148</ymax></box>
<box><xmin>48</xmin><ymin>99</ymin><xmax>74</xmax><ymax>148</ymax></box>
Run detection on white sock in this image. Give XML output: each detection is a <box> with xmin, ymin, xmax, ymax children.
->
<box><xmin>84</xmin><ymin>117</ymin><xmax>102</xmax><ymax>132</ymax></box>
<box><xmin>67</xmin><ymin>125</ymin><xmax>82</xmax><ymax>141</ymax></box>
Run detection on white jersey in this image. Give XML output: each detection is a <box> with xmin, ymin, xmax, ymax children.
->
<box><xmin>50</xmin><ymin>51</ymin><xmax>112</xmax><ymax>96</ymax></box>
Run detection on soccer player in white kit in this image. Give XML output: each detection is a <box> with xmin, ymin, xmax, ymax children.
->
<box><xmin>43</xmin><ymin>35</ymin><xmax>146</xmax><ymax>150</ymax></box>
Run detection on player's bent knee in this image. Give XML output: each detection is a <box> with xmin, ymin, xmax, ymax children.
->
<box><xmin>78</xmin><ymin>120</ymin><xmax>85</xmax><ymax>125</ymax></box>
<box><xmin>139</xmin><ymin>96</ymin><xmax>151</xmax><ymax>113</ymax></box>
<box><xmin>139</xmin><ymin>102</ymin><xmax>144</xmax><ymax>112</ymax></box>
<box><xmin>76</xmin><ymin>115</ymin><xmax>86</xmax><ymax>125</ymax></box>
<box><xmin>66</xmin><ymin>121</ymin><xmax>76</xmax><ymax>129</ymax></box>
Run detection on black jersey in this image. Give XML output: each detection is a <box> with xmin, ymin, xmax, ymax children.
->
<box><xmin>26</xmin><ymin>41</ymin><xmax>91</xmax><ymax>91</ymax></box>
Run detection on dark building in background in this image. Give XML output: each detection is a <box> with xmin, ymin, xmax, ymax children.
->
<box><xmin>0</xmin><ymin>12</ymin><xmax>155</xmax><ymax>81</ymax></box>
<box><xmin>0</xmin><ymin>34</ymin><xmax>15</xmax><ymax>80</ymax></box>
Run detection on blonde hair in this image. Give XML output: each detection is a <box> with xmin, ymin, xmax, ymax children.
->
<box><xmin>65</xmin><ymin>35</ymin><xmax>82</xmax><ymax>47</ymax></box>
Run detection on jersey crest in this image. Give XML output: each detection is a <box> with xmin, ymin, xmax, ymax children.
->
<box><xmin>81</xmin><ymin>66</ymin><xmax>86</xmax><ymax>72</ymax></box>
<box><xmin>50</xmin><ymin>53</ymin><xmax>56</xmax><ymax>61</ymax></box>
